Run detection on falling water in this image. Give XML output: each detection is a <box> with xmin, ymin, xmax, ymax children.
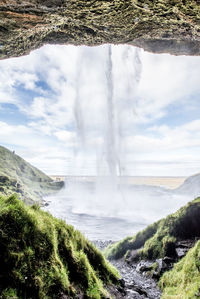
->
<box><xmin>105</xmin><ymin>45</ymin><xmax>120</xmax><ymax>179</ymax></box>
<box><xmin>74</xmin><ymin>49</ymin><xmax>85</xmax><ymax>148</ymax></box>
<box><xmin>44</xmin><ymin>45</ymin><xmax>192</xmax><ymax>240</ymax></box>
<box><xmin>71</xmin><ymin>44</ymin><xmax>144</xmax><ymax>214</ymax></box>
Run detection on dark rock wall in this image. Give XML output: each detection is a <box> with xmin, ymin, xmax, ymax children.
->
<box><xmin>0</xmin><ymin>0</ymin><xmax>200</xmax><ymax>59</ymax></box>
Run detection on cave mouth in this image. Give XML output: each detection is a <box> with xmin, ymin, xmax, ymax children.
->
<box><xmin>1</xmin><ymin>43</ymin><xmax>200</xmax><ymax>239</ymax></box>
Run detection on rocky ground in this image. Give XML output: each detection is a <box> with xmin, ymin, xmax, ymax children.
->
<box><xmin>93</xmin><ymin>238</ymin><xmax>198</xmax><ymax>299</ymax></box>
<box><xmin>109</xmin><ymin>259</ymin><xmax>161</xmax><ymax>299</ymax></box>
<box><xmin>93</xmin><ymin>240</ymin><xmax>161</xmax><ymax>298</ymax></box>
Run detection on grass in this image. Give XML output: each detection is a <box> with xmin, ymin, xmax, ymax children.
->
<box><xmin>0</xmin><ymin>145</ymin><xmax>64</xmax><ymax>204</ymax></box>
<box><xmin>0</xmin><ymin>195</ymin><xmax>119</xmax><ymax>298</ymax></box>
<box><xmin>104</xmin><ymin>221</ymin><xmax>160</xmax><ymax>260</ymax></box>
<box><xmin>159</xmin><ymin>240</ymin><xmax>200</xmax><ymax>299</ymax></box>
<box><xmin>105</xmin><ymin>197</ymin><xmax>200</xmax><ymax>260</ymax></box>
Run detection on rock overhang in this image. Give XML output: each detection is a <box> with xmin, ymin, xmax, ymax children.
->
<box><xmin>0</xmin><ymin>0</ymin><xmax>200</xmax><ymax>59</ymax></box>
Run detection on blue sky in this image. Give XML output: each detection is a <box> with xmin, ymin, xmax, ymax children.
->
<box><xmin>0</xmin><ymin>44</ymin><xmax>200</xmax><ymax>176</ymax></box>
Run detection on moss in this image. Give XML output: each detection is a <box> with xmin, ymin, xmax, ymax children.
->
<box><xmin>105</xmin><ymin>197</ymin><xmax>200</xmax><ymax>260</ymax></box>
<box><xmin>0</xmin><ymin>195</ymin><xmax>119</xmax><ymax>298</ymax></box>
<box><xmin>1</xmin><ymin>288</ymin><xmax>18</xmax><ymax>299</ymax></box>
<box><xmin>1</xmin><ymin>0</ymin><xmax>200</xmax><ymax>59</ymax></box>
<box><xmin>160</xmin><ymin>240</ymin><xmax>200</xmax><ymax>299</ymax></box>
<box><xmin>146</xmin><ymin>261</ymin><xmax>159</xmax><ymax>278</ymax></box>
<box><xmin>104</xmin><ymin>220</ymin><xmax>161</xmax><ymax>259</ymax></box>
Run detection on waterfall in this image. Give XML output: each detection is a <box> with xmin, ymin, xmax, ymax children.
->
<box><xmin>105</xmin><ymin>45</ymin><xmax>120</xmax><ymax>179</ymax></box>
<box><xmin>71</xmin><ymin>44</ymin><xmax>142</xmax><ymax>217</ymax></box>
<box><xmin>74</xmin><ymin>50</ymin><xmax>85</xmax><ymax>148</ymax></box>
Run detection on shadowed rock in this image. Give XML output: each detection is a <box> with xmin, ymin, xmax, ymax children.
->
<box><xmin>0</xmin><ymin>0</ymin><xmax>200</xmax><ymax>59</ymax></box>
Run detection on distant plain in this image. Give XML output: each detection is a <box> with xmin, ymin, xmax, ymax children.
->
<box><xmin>50</xmin><ymin>176</ymin><xmax>186</xmax><ymax>189</ymax></box>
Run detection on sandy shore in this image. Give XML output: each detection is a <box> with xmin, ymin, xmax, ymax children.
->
<box><xmin>50</xmin><ymin>175</ymin><xmax>186</xmax><ymax>189</ymax></box>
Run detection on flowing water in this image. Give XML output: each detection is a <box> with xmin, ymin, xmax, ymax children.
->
<box><xmin>44</xmin><ymin>45</ymin><xmax>190</xmax><ymax>241</ymax></box>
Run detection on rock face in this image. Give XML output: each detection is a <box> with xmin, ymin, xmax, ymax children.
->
<box><xmin>1</xmin><ymin>0</ymin><xmax>200</xmax><ymax>59</ymax></box>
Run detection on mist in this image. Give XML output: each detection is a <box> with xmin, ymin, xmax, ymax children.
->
<box><xmin>43</xmin><ymin>44</ymin><xmax>192</xmax><ymax>240</ymax></box>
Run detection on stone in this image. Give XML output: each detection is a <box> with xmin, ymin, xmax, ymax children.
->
<box><xmin>126</xmin><ymin>249</ymin><xmax>140</xmax><ymax>263</ymax></box>
<box><xmin>0</xmin><ymin>0</ymin><xmax>200</xmax><ymax>60</ymax></box>
<box><xmin>136</xmin><ymin>260</ymin><xmax>154</xmax><ymax>273</ymax></box>
<box><xmin>175</xmin><ymin>239</ymin><xmax>196</xmax><ymax>258</ymax></box>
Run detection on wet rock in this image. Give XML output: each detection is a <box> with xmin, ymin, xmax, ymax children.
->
<box><xmin>126</xmin><ymin>249</ymin><xmax>140</xmax><ymax>263</ymax></box>
<box><xmin>111</xmin><ymin>259</ymin><xmax>161</xmax><ymax>298</ymax></box>
<box><xmin>175</xmin><ymin>239</ymin><xmax>197</xmax><ymax>258</ymax></box>
<box><xmin>119</xmin><ymin>278</ymin><xmax>126</xmax><ymax>288</ymax></box>
<box><xmin>162</xmin><ymin>256</ymin><xmax>175</xmax><ymax>265</ymax></box>
<box><xmin>176</xmin><ymin>247</ymin><xmax>188</xmax><ymax>258</ymax></box>
<box><xmin>136</xmin><ymin>258</ymin><xmax>175</xmax><ymax>280</ymax></box>
<box><xmin>126</xmin><ymin>289</ymin><xmax>142</xmax><ymax>299</ymax></box>
<box><xmin>0</xmin><ymin>176</ymin><xmax>9</xmax><ymax>184</ymax></box>
<box><xmin>136</xmin><ymin>260</ymin><xmax>154</xmax><ymax>273</ymax></box>
<box><xmin>41</xmin><ymin>201</ymin><xmax>50</xmax><ymax>207</ymax></box>
<box><xmin>93</xmin><ymin>240</ymin><xmax>114</xmax><ymax>251</ymax></box>
<box><xmin>156</xmin><ymin>259</ymin><xmax>167</xmax><ymax>273</ymax></box>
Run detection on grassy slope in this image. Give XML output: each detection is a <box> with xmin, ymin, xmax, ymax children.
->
<box><xmin>0</xmin><ymin>146</ymin><xmax>63</xmax><ymax>204</ymax></box>
<box><xmin>0</xmin><ymin>195</ymin><xmax>119</xmax><ymax>299</ymax></box>
<box><xmin>105</xmin><ymin>198</ymin><xmax>200</xmax><ymax>260</ymax></box>
<box><xmin>160</xmin><ymin>240</ymin><xmax>200</xmax><ymax>299</ymax></box>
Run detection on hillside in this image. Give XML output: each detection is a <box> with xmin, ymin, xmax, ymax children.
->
<box><xmin>104</xmin><ymin>197</ymin><xmax>200</xmax><ymax>298</ymax></box>
<box><xmin>160</xmin><ymin>239</ymin><xmax>200</xmax><ymax>298</ymax></box>
<box><xmin>105</xmin><ymin>197</ymin><xmax>200</xmax><ymax>261</ymax></box>
<box><xmin>175</xmin><ymin>172</ymin><xmax>200</xmax><ymax>199</ymax></box>
<box><xmin>0</xmin><ymin>146</ymin><xmax>63</xmax><ymax>204</ymax></box>
<box><xmin>0</xmin><ymin>195</ymin><xmax>119</xmax><ymax>298</ymax></box>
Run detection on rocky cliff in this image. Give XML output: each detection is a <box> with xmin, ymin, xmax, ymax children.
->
<box><xmin>0</xmin><ymin>0</ymin><xmax>200</xmax><ymax>59</ymax></box>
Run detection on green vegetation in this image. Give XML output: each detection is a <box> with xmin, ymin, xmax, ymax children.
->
<box><xmin>0</xmin><ymin>146</ymin><xmax>64</xmax><ymax>204</ymax></box>
<box><xmin>105</xmin><ymin>197</ymin><xmax>200</xmax><ymax>260</ymax></box>
<box><xmin>104</xmin><ymin>221</ymin><xmax>160</xmax><ymax>260</ymax></box>
<box><xmin>0</xmin><ymin>195</ymin><xmax>119</xmax><ymax>298</ymax></box>
<box><xmin>160</xmin><ymin>240</ymin><xmax>200</xmax><ymax>299</ymax></box>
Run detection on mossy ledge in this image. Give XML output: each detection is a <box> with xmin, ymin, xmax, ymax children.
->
<box><xmin>104</xmin><ymin>197</ymin><xmax>200</xmax><ymax>260</ymax></box>
<box><xmin>1</xmin><ymin>0</ymin><xmax>200</xmax><ymax>59</ymax></box>
<box><xmin>0</xmin><ymin>195</ymin><xmax>119</xmax><ymax>298</ymax></box>
<box><xmin>159</xmin><ymin>240</ymin><xmax>200</xmax><ymax>298</ymax></box>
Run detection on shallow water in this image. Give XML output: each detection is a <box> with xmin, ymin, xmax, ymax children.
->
<box><xmin>43</xmin><ymin>180</ymin><xmax>190</xmax><ymax>241</ymax></box>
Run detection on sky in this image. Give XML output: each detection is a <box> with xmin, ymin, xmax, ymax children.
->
<box><xmin>0</xmin><ymin>44</ymin><xmax>200</xmax><ymax>177</ymax></box>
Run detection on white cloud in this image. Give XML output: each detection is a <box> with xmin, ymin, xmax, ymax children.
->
<box><xmin>134</xmin><ymin>51</ymin><xmax>200</xmax><ymax>123</ymax></box>
<box><xmin>1</xmin><ymin>45</ymin><xmax>200</xmax><ymax>176</ymax></box>
<box><xmin>54</xmin><ymin>130</ymin><xmax>77</xmax><ymax>143</ymax></box>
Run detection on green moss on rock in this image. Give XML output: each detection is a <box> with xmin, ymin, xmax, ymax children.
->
<box><xmin>105</xmin><ymin>197</ymin><xmax>200</xmax><ymax>260</ymax></box>
<box><xmin>0</xmin><ymin>195</ymin><xmax>119</xmax><ymax>298</ymax></box>
<box><xmin>160</xmin><ymin>240</ymin><xmax>200</xmax><ymax>299</ymax></box>
<box><xmin>1</xmin><ymin>0</ymin><xmax>200</xmax><ymax>59</ymax></box>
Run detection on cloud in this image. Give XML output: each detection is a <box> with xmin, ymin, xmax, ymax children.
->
<box><xmin>1</xmin><ymin>44</ymin><xmax>200</xmax><ymax>176</ymax></box>
<box><xmin>134</xmin><ymin>51</ymin><xmax>200</xmax><ymax>123</ymax></box>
